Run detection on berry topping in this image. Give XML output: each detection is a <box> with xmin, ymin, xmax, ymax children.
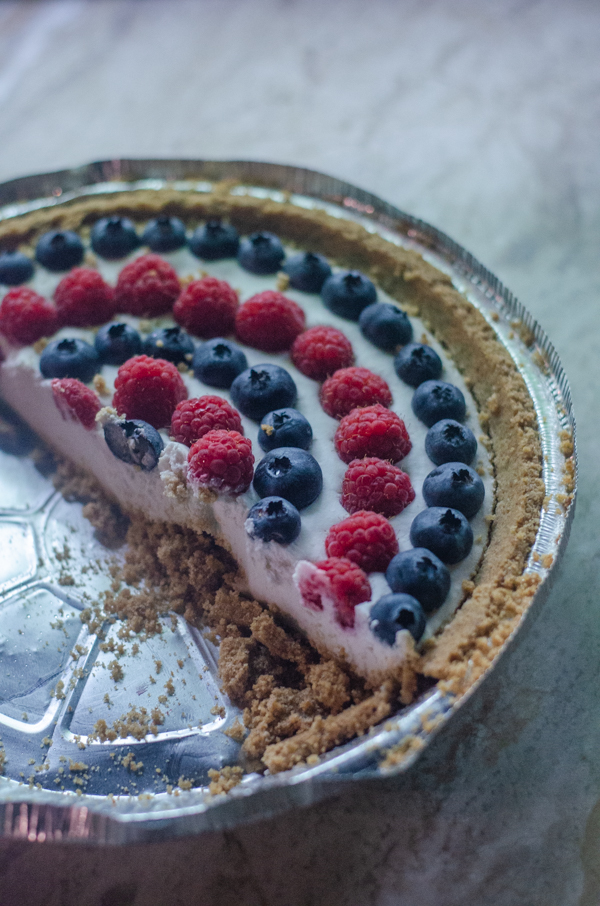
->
<box><xmin>334</xmin><ymin>404</ymin><xmax>412</xmax><ymax>464</ymax></box>
<box><xmin>325</xmin><ymin>511</ymin><xmax>399</xmax><ymax>573</ymax></box>
<box><xmin>394</xmin><ymin>342</ymin><xmax>443</xmax><ymax>387</ymax></box>
<box><xmin>253</xmin><ymin>447</ymin><xmax>323</xmax><ymax>510</ymax></box>
<box><xmin>230</xmin><ymin>364</ymin><xmax>297</xmax><ymax>420</ymax></box>
<box><xmin>95</xmin><ymin>322</ymin><xmax>142</xmax><ymax>366</ymax></box>
<box><xmin>245</xmin><ymin>496</ymin><xmax>302</xmax><ymax>545</ymax></box>
<box><xmin>54</xmin><ymin>268</ymin><xmax>115</xmax><ymax>328</ymax></box>
<box><xmin>187</xmin><ymin>429</ymin><xmax>254</xmax><ymax>495</ymax></box>
<box><xmin>385</xmin><ymin>548</ymin><xmax>450</xmax><ymax>613</ymax></box>
<box><xmin>39</xmin><ymin>338</ymin><xmax>99</xmax><ymax>383</ymax></box>
<box><xmin>369</xmin><ymin>593</ymin><xmax>426</xmax><ymax>645</ymax></box>
<box><xmin>192</xmin><ymin>338</ymin><xmax>248</xmax><ymax>389</ymax></box>
<box><xmin>91</xmin><ymin>217</ymin><xmax>139</xmax><ymax>259</ymax></box>
<box><xmin>291</xmin><ymin>325</ymin><xmax>354</xmax><ymax>381</ymax></box>
<box><xmin>320</xmin><ymin>367</ymin><xmax>392</xmax><ymax>419</ymax></box>
<box><xmin>171</xmin><ymin>395</ymin><xmax>243</xmax><ymax>447</ymax></box>
<box><xmin>51</xmin><ymin>378</ymin><xmax>101</xmax><ymax>430</ymax></box>
<box><xmin>321</xmin><ymin>270</ymin><xmax>376</xmax><ymax>320</ymax></box>
<box><xmin>283</xmin><ymin>252</ymin><xmax>332</xmax><ymax>293</ymax></box>
<box><xmin>173</xmin><ymin>276</ymin><xmax>238</xmax><ymax>339</ymax></box>
<box><xmin>189</xmin><ymin>221</ymin><xmax>240</xmax><ymax>260</ymax></box>
<box><xmin>142</xmin><ymin>326</ymin><xmax>195</xmax><ymax>365</ymax></box>
<box><xmin>422</xmin><ymin>462</ymin><xmax>485</xmax><ymax>518</ymax></box>
<box><xmin>115</xmin><ymin>253</ymin><xmax>180</xmax><ymax>318</ymax></box>
<box><xmin>237</xmin><ymin>232</ymin><xmax>285</xmax><ymax>274</ymax></box>
<box><xmin>412</xmin><ymin>380</ymin><xmax>466</xmax><ymax>428</ymax></box>
<box><xmin>258</xmin><ymin>407</ymin><xmax>312</xmax><ymax>452</ymax></box>
<box><xmin>425</xmin><ymin>418</ymin><xmax>477</xmax><ymax>466</ymax></box>
<box><xmin>142</xmin><ymin>216</ymin><xmax>187</xmax><ymax>253</ymax></box>
<box><xmin>0</xmin><ymin>287</ymin><xmax>58</xmax><ymax>345</ymax></box>
<box><xmin>0</xmin><ymin>251</ymin><xmax>34</xmax><ymax>286</ymax></box>
<box><xmin>235</xmin><ymin>291</ymin><xmax>305</xmax><ymax>352</ymax></box>
<box><xmin>294</xmin><ymin>557</ymin><xmax>371</xmax><ymax>629</ymax></box>
<box><xmin>103</xmin><ymin>418</ymin><xmax>164</xmax><ymax>471</ymax></box>
<box><xmin>35</xmin><ymin>231</ymin><xmax>84</xmax><ymax>272</ymax></box>
<box><xmin>340</xmin><ymin>458</ymin><xmax>415</xmax><ymax>517</ymax></box>
<box><xmin>409</xmin><ymin>506</ymin><xmax>474</xmax><ymax>564</ymax></box>
<box><xmin>112</xmin><ymin>355</ymin><xmax>187</xmax><ymax>429</ymax></box>
<box><xmin>359</xmin><ymin>302</ymin><xmax>413</xmax><ymax>351</ymax></box>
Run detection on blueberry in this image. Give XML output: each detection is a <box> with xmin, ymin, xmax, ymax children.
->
<box><xmin>142</xmin><ymin>216</ymin><xmax>187</xmax><ymax>252</ymax></box>
<box><xmin>95</xmin><ymin>322</ymin><xmax>142</xmax><ymax>365</ymax></box>
<box><xmin>39</xmin><ymin>338</ymin><xmax>99</xmax><ymax>383</ymax></box>
<box><xmin>189</xmin><ymin>220</ymin><xmax>240</xmax><ymax>260</ymax></box>
<box><xmin>231</xmin><ymin>364</ymin><xmax>297</xmax><ymax>421</ymax></box>
<box><xmin>394</xmin><ymin>343</ymin><xmax>442</xmax><ymax>387</ymax></box>
<box><xmin>369</xmin><ymin>593</ymin><xmax>426</xmax><ymax>645</ymax></box>
<box><xmin>385</xmin><ymin>548</ymin><xmax>450</xmax><ymax>613</ymax></box>
<box><xmin>253</xmin><ymin>447</ymin><xmax>322</xmax><ymax>510</ymax></box>
<box><xmin>103</xmin><ymin>418</ymin><xmax>163</xmax><ymax>471</ymax></box>
<box><xmin>423</xmin><ymin>462</ymin><xmax>485</xmax><ymax>519</ymax></box>
<box><xmin>35</xmin><ymin>231</ymin><xmax>84</xmax><ymax>272</ymax></box>
<box><xmin>321</xmin><ymin>271</ymin><xmax>376</xmax><ymax>320</ymax></box>
<box><xmin>359</xmin><ymin>302</ymin><xmax>413</xmax><ymax>351</ymax></box>
<box><xmin>425</xmin><ymin>418</ymin><xmax>477</xmax><ymax>466</ymax></box>
<box><xmin>258</xmin><ymin>408</ymin><xmax>312</xmax><ymax>452</ymax></box>
<box><xmin>412</xmin><ymin>380</ymin><xmax>466</xmax><ymax>428</ymax></box>
<box><xmin>90</xmin><ymin>217</ymin><xmax>139</xmax><ymax>259</ymax></box>
<box><xmin>283</xmin><ymin>252</ymin><xmax>331</xmax><ymax>293</ymax></box>
<box><xmin>142</xmin><ymin>326</ymin><xmax>195</xmax><ymax>365</ymax></box>
<box><xmin>245</xmin><ymin>496</ymin><xmax>301</xmax><ymax>544</ymax></box>
<box><xmin>409</xmin><ymin>507</ymin><xmax>473</xmax><ymax>565</ymax></box>
<box><xmin>237</xmin><ymin>232</ymin><xmax>285</xmax><ymax>275</ymax></box>
<box><xmin>192</xmin><ymin>338</ymin><xmax>248</xmax><ymax>389</ymax></box>
<box><xmin>0</xmin><ymin>251</ymin><xmax>34</xmax><ymax>285</ymax></box>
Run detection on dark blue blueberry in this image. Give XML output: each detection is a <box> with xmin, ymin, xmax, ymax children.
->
<box><xmin>103</xmin><ymin>418</ymin><xmax>163</xmax><ymax>471</ymax></box>
<box><xmin>245</xmin><ymin>496</ymin><xmax>301</xmax><ymax>544</ymax></box>
<box><xmin>359</xmin><ymin>302</ymin><xmax>413</xmax><ymax>351</ymax></box>
<box><xmin>283</xmin><ymin>252</ymin><xmax>331</xmax><ymax>293</ymax></box>
<box><xmin>422</xmin><ymin>462</ymin><xmax>485</xmax><ymax>519</ymax></box>
<box><xmin>90</xmin><ymin>217</ymin><xmax>139</xmax><ymax>259</ymax></box>
<box><xmin>253</xmin><ymin>447</ymin><xmax>322</xmax><ymax>510</ymax></box>
<box><xmin>394</xmin><ymin>342</ymin><xmax>442</xmax><ymax>387</ymax></box>
<box><xmin>189</xmin><ymin>220</ymin><xmax>240</xmax><ymax>260</ymax></box>
<box><xmin>409</xmin><ymin>507</ymin><xmax>473</xmax><ymax>565</ymax></box>
<box><xmin>35</xmin><ymin>231</ymin><xmax>84</xmax><ymax>272</ymax></box>
<box><xmin>142</xmin><ymin>326</ymin><xmax>195</xmax><ymax>365</ymax></box>
<box><xmin>385</xmin><ymin>548</ymin><xmax>450</xmax><ymax>613</ymax></box>
<box><xmin>192</xmin><ymin>338</ymin><xmax>248</xmax><ymax>389</ymax></box>
<box><xmin>231</xmin><ymin>364</ymin><xmax>297</xmax><ymax>421</ymax></box>
<box><xmin>369</xmin><ymin>593</ymin><xmax>426</xmax><ymax>645</ymax></box>
<box><xmin>321</xmin><ymin>270</ymin><xmax>376</xmax><ymax>321</ymax></box>
<box><xmin>142</xmin><ymin>216</ymin><xmax>187</xmax><ymax>252</ymax></box>
<box><xmin>0</xmin><ymin>251</ymin><xmax>34</xmax><ymax>285</ymax></box>
<box><xmin>425</xmin><ymin>418</ymin><xmax>477</xmax><ymax>466</ymax></box>
<box><xmin>237</xmin><ymin>232</ymin><xmax>285</xmax><ymax>275</ymax></box>
<box><xmin>412</xmin><ymin>380</ymin><xmax>466</xmax><ymax>428</ymax></box>
<box><xmin>258</xmin><ymin>408</ymin><xmax>312</xmax><ymax>452</ymax></box>
<box><xmin>95</xmin><ymin>322</ymin><xmax>142</xmax><ymax>365</ymax></box>
<box><xmin>39</xmin><ymin>338</ymin><xmax>99</xmax><ymax>383</ymax></box>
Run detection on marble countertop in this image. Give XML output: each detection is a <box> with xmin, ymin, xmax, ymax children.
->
<box><xmin>0</xmin><ymin>2</ymin><xmax>597</xmax><ymax>904</ymax></box>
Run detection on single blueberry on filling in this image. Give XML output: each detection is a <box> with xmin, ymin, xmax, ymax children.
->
<box><xmin>142</xmin><ymin>326</ymin><xmax>195</xmax><ymax>365</ymax></box>
<box><xmin>192</xmin><ymin>338</ymin><xmax>248</xmax><ymax>389</ymax></box>
<box><xmin>35</xmin><ymin>231</ymin><xmax>84</xmax><ymax>271</ymax></box>
<box><xmin>423</xmin><ymin>462</ymin><xmax>485</xmax><ymax>518</ymax></box>
<box><xmin>425</xmin><ymin>418</ymin><xmax>477</xmax><ymax>465</ymax></box>
<box><xmin>359</xmin><ymin>302</ymin><xmax>413</xmax><ymax>351</ymax></box>
<box><xmin>253</xmin><ymin>447</ymin><xmax>323</xmax><ymax>510</ymax></box>
<box><xmin>91</xmin><ymin>217</ymin><xmax>139</xmax><ymax>259</ymax></box>
<box><xmin>95</xmin><ymin>322</ymin><xmax>142</xmax><ymax>365</ymax></box>
<box><xmin>385</xmin><ymin>548</ymin><xmax>451</xmax><ymax>613</ymax></box>
<box><xmin>104</xmin><ymin>419</ymin><xmax>164</xmax><ymax>471</ymax></box>
<box><xmin>0</xmin><ymin>251</ymin><xmax>34</xmax><ymax>286</ymax></box>
<box><xmin>142</xmin><ymin>216</ymin><xmax>187</xmax><ymax>252</ymax></box>
<box><xmin>245</xmin><ymin>496</ymin><xmax>302</xmax><ymax>544</ymax></box>
<box><xmin>409</xmin><ymin>506</ymin><xmax>473</xmax><ymax>565</ymax></box>
<box><xmin>39</xmin><ymin>338</ymin><xmax>99</xmax><ymax>383</ymax></box>
<box><xmin>283</xmin><ymin>252</ymin><xmax>332</xmax><ymax>293</ymax></box>
<box><xmin>258</xmin><ymin>408</ymin><xmax>313</xmax><ymax>452</ymax></box>
<box><xmin>394</xmin><ymin>342</ymin><xmax>443</xmax><ymax>387</ymax></box>
<box><xmin>321</xmin><ymin>270</ymin><xmax>377</xmax><ymax>320</ymax></box>
<box><xmin>238</xmin><ymin>232</ymin><xmax>285</xmax><ymax>274</ymax></box>
<box><xmin>369</xmin><ymin>593</ymin><xmax>427</xmax><ymax>645</ymax></box>
<box><xmin>189</xmin><ymin>220</ymin><xmax>240</xmax><ymax>260</ymax></box>
<box><xmin>230</xmin><ymin>364</ymin><xmax>297</xmax><ymax>420</ymax></box>
<box><xmin>412</xmin><ymin>380</ymin><xmax>466</xmax><ymax>427</ymax></box>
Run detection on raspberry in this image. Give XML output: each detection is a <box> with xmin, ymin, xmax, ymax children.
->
<box><xmin>341</xmin><ymin>458</ymin><xmax>415</xmax><ymax>517</ymax></box>
<box><xmin>51</xmin><ymin>378</ymin><xmax>101</xmax><ymax>430</ymax></box>
<box><xmin>187</xmin><ymin>429</ymin><xmax>254</xmax><ymax>495</ymax></box>
<box><xmin>320</xmin><ymin>367</ymin><xmax>392</xmax><ymax>419</ymax></box>
<box><xmin>295</xmin><ymin>557</ymin><xmax>371</xmax><ymax>629</ymax></box>
<box><xmin>54</xmin><ymin>268</ymin><xmax>115</xmax><ymax>327</ymax></box>
<box><xmin>114</xmin><ymin>253</ymin><xmax>180</xmax><ymax>317</ymax></box>
<box><xmin>291</xmin><ymin>325</ymin><xmax>354</xmax><ymax>381</ymax></box>
<box><xmin>334</xmin><ymin>404</ymin><xmax>412</xmax><ymax>464</ymax></box>
<box><xmin>325</xmin><ymin>511</ymin><xmax>399</xmax><ymax>574</ymax></box>
<box><xmin>0</xmin><ymin>287</ymin><xmax>58</xmax><ymax>345</ymax></box>
<box><xmin>173</xmin><ymin>276</ymin><xmax>239</xmax><ymax>339</ymax></box>
<box><xmin>235</xmin><ymin>291</ymin><xmax>305</xmax><ymax>352</ymax></box>
<box><xmin>171</xmin><ymin>395</ymin><xmax>243</xmax><ymax>446</ymax></box>
<box><xmin>112</xmin><ymin>355</ymin><xmax>187</xmax><ymax>429</ymax></box>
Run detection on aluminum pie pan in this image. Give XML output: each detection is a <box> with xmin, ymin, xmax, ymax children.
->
<box><xmin>0</xmin><ymin>159</ymin><xmax>576</xmax><ymax>845</ymax></box>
